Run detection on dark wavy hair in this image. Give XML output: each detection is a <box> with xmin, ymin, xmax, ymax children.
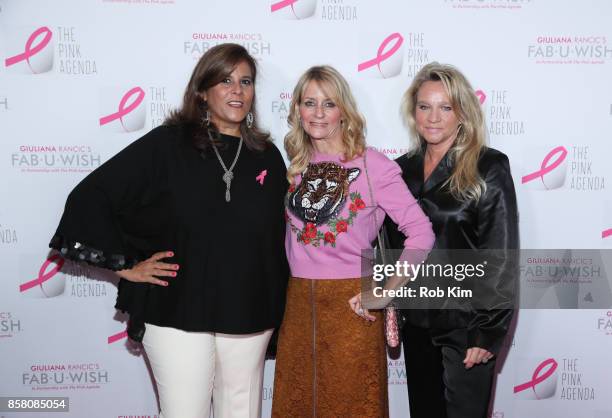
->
<box><xmin>164</xmin><ymin>43</ymin><xmax>270</xmax><ymax>152</ymax></box>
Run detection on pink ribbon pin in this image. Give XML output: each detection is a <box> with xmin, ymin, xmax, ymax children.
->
<box><xmin>271</xmin><ymin>0</ymin><xmax>298</xmax><ymax>12</ymax></box>
<box><xmin>256</xmin><ymin>170</ymin><xmax>268</xmax><ymax>185</ymax></box>
<box><xmin>475</xmin><ymin>90</ymin><xmax>486</xmax><ymax>104</ymax></box>
<box><xmin>107</xmin><ymin>329</ymin><xmax>128</xmax><ymax>344</ymax></box>
<box><xmin>99</xmin><ymin>87</ymin><xmax>146</xmax><ymax>131</ymax></box>
<box><xmin>19</xmin><ymin>254</ymin><xmax>65</xmax><ymax>293</ymax></box>
<box><xmin>521</xmin><ymin>146</ymin><xmax>567</xmax><ymax>185</ymax></box>
<box><xmin>603</xmin><ymin>229</ymin><xmax>612</xmax><ymax>239</ymax></box>
<box><xmin>513</xmin><ymin>358</ymin><xmax>558</xmax><ymax>398</ymax></box>
<box><xmin>5</xmin><ymin>26</ymin><xmax>53</xmax><ymax>73</ymax></box>
<box><xmin>357</xmin><ymin>33</ymin><xmax>404</xmax><ymax>77</ymax></box>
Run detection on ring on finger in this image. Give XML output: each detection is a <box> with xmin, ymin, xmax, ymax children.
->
<box><xmin>357</xmin><ymin>307</ymin><xmax>364</xmax><ymax>316</ymax></box>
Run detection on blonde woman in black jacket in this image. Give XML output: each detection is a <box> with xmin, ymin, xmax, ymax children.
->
<box><xmin>386</xmin><ymin>62</ymin><xmax>519</xmax><ymax>418</ymax></box>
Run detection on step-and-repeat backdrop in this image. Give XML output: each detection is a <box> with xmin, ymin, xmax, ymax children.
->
<box><xmin>1</xmin><ymin>1</ymin><xmax>611</xmax><ymax>417</ymax></box>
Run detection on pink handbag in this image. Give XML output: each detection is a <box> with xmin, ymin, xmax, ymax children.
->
<box><xmin>384</xmin><ymin>306</ymin><xmax>401</xmax><ymax>348</ymax></box>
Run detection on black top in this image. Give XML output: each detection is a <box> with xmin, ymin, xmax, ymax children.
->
<box><xmin>50</xmin><ymin>125</ymin><xmax>289</xmax><ymax>338</ymax></box>
<box><xmin>386</xmin><ymin>147</ymin><xmax>519</xmax><ymax>353</ymax></box>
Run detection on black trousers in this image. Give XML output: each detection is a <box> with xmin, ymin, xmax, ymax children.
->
<box><xmin>402</xmin><ymin>323</ymin><xmax>496</xmax><ymax>418</ymax></box>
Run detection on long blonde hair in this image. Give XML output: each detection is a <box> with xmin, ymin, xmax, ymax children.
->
<box><xmin>285</xmin><ymin>65</ymin><xmax>366</xmax><ymax>183</ymax></box>
<box><xmin>402</xmin><ymin>62</ymin><xmax>487</xmax><ymax>202</ymax></box>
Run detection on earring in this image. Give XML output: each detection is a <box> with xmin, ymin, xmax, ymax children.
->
<box><xmin>246</xmin><ymin>112</ymin><xmax>254</xmax><ymax>128</ymax></box>
<box><xmin>202</xmin><ymin>110</ymin><xmax>211</xmax><ymax>127</ymax></box>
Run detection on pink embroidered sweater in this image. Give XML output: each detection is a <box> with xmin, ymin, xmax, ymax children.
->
<box><xmin>285</xmin><ymin>148</ymin><xmax>435</xmax><ymax>279</ymax></box>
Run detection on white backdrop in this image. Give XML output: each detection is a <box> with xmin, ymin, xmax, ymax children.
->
<box><xmin>1</xmin><ymin>1</ymin><xmax>612</xmax><ymax>417</ymax></box>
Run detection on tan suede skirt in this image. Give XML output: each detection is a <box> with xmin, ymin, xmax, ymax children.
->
<box><xmin>271</xmin><ymin>277</ymin><xmax>389</xmax><ymax>418</ymax></box>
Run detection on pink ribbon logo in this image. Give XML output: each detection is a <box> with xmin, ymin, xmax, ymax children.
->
<box><xmin>513</xmin><ymin>358</ymin><xmax>558</xmax><ymax>399</ymax></box>
<box><xmin>19</xmin><ymin>254</ymin><xmax>65</xmax><ymax>294</ymax></box>
<box><xmin>603</xmin><ymin>229</ymin><xmax>612</xmax><ymax>239</ymax></box>
<box><xmin>99</xmin><ymin>87</ymin><xmax>146</xmax><ymax>132</ymax></box>
<box><xmin>107</xmin><ymin>329</ymin><xmax>128</xmax><ymax>344</ymax></box>
<box><xmin>271</xmin><ymin>0</ymin><xmax>298</xmax><ymax>12</ymax></box>
<box><xmin>256</xmin><ymin>169</ymin><xmax>268</xmax><ymax>185</ymax></box>
<box><xmin>475</xmin><ymin>90</ymin><xmax>487</xmax><ymax>104</ymax></box>
<box><xmin>357</xmin><ymin>33</ymin><xmax>404</xmax><ymax>78</ymax></box>
<box><xmin>4</xmin><ymin>26</ymin><xmax>53</xmax><ymax>73</ymax></box>
<box><xmin>521</xmin><ymin>146</ymin><xmax>568</xmax><ymax>187</ymax></box>
<box><xmin>270</xmin><ymin>0</ymin><xmax>316</xmax><ymax>19</ymax></box>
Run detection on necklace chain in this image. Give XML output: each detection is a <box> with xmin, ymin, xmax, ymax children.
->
<box><xmin>209</xmin><ymin>132</ymin><xmax>243</xmax><ymax>203</ymax></box>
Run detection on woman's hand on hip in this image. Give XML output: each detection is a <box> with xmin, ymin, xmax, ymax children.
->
<box><xmin>116</xmin><ymin>251</ymin><xmax>179</xmax><ymax>286</ymax></box>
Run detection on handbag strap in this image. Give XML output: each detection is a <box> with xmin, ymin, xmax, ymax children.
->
<box><xmin>363</xmin><ymin>148</ymin><xmax>375</xmax><ymax>209</ymax></box>
<box><xmin>362</xmin><ymin>149</ymin><xmax>387</xmax><ymax>264</ymax></box>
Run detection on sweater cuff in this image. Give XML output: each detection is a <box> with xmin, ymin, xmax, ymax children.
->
<box><xmin>49</xmin><ymin>234</ymin><xmax>138</xmax><ymax>271</ymax></box>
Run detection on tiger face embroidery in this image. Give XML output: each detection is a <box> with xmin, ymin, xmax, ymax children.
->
<box><xmin>288</xmin><ymin>161</ymin><xmax>360</xmax><ymax>225</ymax></box>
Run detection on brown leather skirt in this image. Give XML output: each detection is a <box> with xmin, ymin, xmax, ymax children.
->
<box><xmin>271</xmin><ymin>277</ymin><xmax>389</xmax><ymax>418</ymax></box>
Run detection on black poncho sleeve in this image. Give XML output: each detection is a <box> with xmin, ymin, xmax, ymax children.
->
<box><xmin>49</xmin><ymin>126</ymin><xmax>170</xmax><ymax>270</ymax></box>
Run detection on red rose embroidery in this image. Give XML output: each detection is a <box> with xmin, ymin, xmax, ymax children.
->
<box><xmin>305</xmin><ymin>223</ymin><xmax>317</xmax><ymax>239</ymax></box>
<box><xmin>288</xmin><ymin>184</ymin><xmax>296</xmax><ymax>193</ymax></box>
<box><xmin>336</xmin><ymin>220</ymin><xmax>348</xmax><ymax>233</ymax></box>
<box><xmin>324</xmin><ymin>232</ymin><xmax>336</xmax><ymax>244</ymax></box>
<box><xmin>355</xmin><ymin>198</ymin><xmax>366</xmax><ymax>210</ymax></box>
<box><xmin>349</xmin><ymin>203</ymin><xmax>358</xmax><ymax>213</ymax></box>
<box><xmin>301</xmin><ymin>235</ymin><xmax>311</xmax><ymax>244</ymax></box>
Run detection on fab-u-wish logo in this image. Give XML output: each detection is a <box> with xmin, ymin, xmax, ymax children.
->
<box><xmin>597</xmin><ymin>311</ymin><xmax>612</xmax><ymax>335</ymax></box>
<box><xmin>521</xmin><ymin>146</ymin><xmax>568</xmax><ymax>190</ymax></box>
<box><xmin>0</xmin><ymin>312</ymin><xmax>22</xmax><ymax>338</ymax></box>
<box><xmin>270</xmin><ymin>0</ymin><xmax>317</xmax><ymax>19</ymax></box>
<box><xmin>387</xmin><ymin>359</ymin><xmax>407</xmax><ymax>385</ymax></box>
<box><xmin>357</xmin><ymin>32</ymin><xmax>404</xmax><ymax>78</ymax></box>
<box><xmin>514</xmin><ymin>358</ymin><xmax>559</xmax><ymax>400</ymax></box>
<box><xmin>445</xmin><ymin>0</ymin><xmax>531</xmax><ymax>10</ymax></box>
<box><xmin>19</xmin><ymin>254</ymin><xmax>66</xmax><ymax>298</ymax></box>
<box><xmin>4</xmin><ymin>26</ymin><xmax>54</xmax><ymax>74</ymax></box>
<box><xmin>99</xmin><ymin>86</ymin><xmax>146</xmax><ymax>133</ymax></box>
<box><xmin>528</xmin><ymin>35</ymin><xmax>611</xmax><ymax>65</ymax></box>
<box><xmin>22</xmin><ymin>363</ymin><xmax>110</xmax><ymax>390</ymax></box>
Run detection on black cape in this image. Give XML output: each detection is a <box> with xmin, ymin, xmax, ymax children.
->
<box><xmin>50</xmin><ymin>124</ymin><xmax>289</xmax><ymax>340</ymax></box>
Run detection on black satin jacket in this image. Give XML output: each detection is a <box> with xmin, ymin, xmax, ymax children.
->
<box><xmin>386</xmin><ymin>147</ymin><xmax>519</xmax><ymax>353</ymax></box>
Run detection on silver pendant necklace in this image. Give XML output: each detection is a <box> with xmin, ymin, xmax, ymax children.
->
<box><xmin>210</xmin><ymin>134</ymin><xmax>243</xmax><ymax>202</ymax></box>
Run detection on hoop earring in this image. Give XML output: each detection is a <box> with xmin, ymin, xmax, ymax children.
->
<box><xmin>246</xmin><ymin>112</ymin><xmax>254</xmax><ymax>129</ymax></box>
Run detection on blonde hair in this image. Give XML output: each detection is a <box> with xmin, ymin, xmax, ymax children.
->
<box><xmin>401</xmin><ymin>62</ymin><xmax>487</xmax><ymax>202</ymax></box>
<box><xmin>285</xmin><ymin>65</ymin><xmax>366</xmax><ymax>183</ymax></box>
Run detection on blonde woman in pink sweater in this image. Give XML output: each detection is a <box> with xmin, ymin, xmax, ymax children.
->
<box><xmin>271</xmin><ymin>65</ymin><xmax>435</xmax><ymax>417</ymax></box>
